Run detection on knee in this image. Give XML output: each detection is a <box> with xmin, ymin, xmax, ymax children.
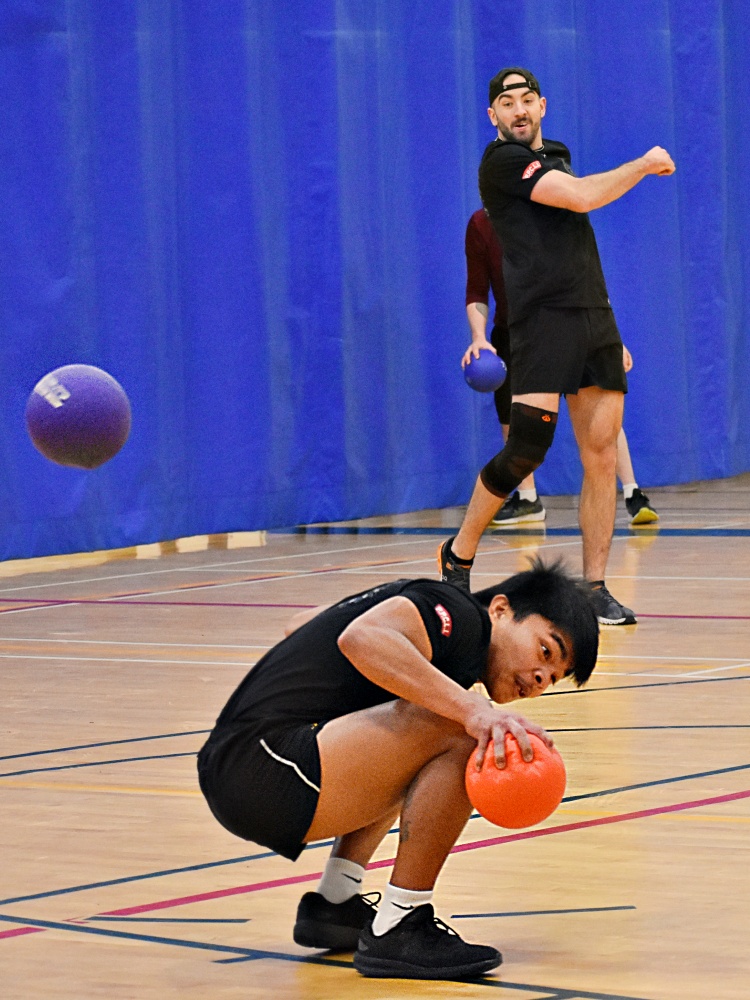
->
<box><xmin>481</xmin><ymin>402</ymin><xmax>557</xmax><ymax>497</ymax></box>
<box><xmin>391</xmin><ymin>701</ymin><xmax>475</xmax><ymax>758</ymax></box>
<box><xmin>579</xmin><ymin>436</ymin><xmax>618</xmax><ymax>475</ymax></box>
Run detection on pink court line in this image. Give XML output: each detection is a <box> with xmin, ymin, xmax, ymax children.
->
<box><xmin>2</xmin><ymin>786</ymin><xmax>749</xmax><ymax>942</ymax></box>
<box><xmin>95</xmin><ymin>786</ymin><xmax>750</xmax><ymax>918</ymax></box>
<box><xmin>2</xmin><ymin>597</ymin><xmax>748</xmax><ymax>621</ymax></box>
<box><xmin>0</xmin><ymin>598</ymin><xmax>313</xmax><ymax>611</ymax></box>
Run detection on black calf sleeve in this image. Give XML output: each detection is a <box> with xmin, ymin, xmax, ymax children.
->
<box><xmin>480</xmin><ymin>402</ymin><xmax>558</xmax><ymax>497</ymax></box>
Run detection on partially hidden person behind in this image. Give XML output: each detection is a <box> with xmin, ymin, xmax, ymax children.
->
<box><xmin>464</xmin><ymin>208</ymin><xmax>658</xmax><ymax>527</ymax></box>
<box><xmin>198</xmin><ymin>560</ymin><xmax>598</xmax><ymax>980</ymax></box>
<box><xmin>440</xmin><ymin>67</ymin><xmax>674</xmax><ymax>624</ymax></box>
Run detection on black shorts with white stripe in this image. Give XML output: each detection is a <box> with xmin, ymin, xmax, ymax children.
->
<box><xmin>197</xmin><ymin>721</ymin><xmax>323</xmax><ymax>860</ymax></box>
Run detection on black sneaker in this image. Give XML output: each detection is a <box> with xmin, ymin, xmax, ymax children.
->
<box><xmin>589</xmin><ymin>583</ymin><xmax>637</xmax><ymax>625</ymax></box>
<box><xmin>436</xmin><ymin>538</ymin><xmax>472</xmax><ymax>591</ymax></box>
<box><xmin>354</xmin><ymin>904</ymin><xmax>501</xmax><ymax>980</ymax></box>
<box><xmin>625</xmin><ymin>488</ymin><xmax>659</xmax><ymax>525</ymax></box>
<box><xmin>293</xmin><ymin>891</ymin><xmax>380</xmax><ymax>951</ymax></box>
<box><xmin>490</xmin><ymin>492</ymin><xmax>546</xmax><ymax>526</ymax></box>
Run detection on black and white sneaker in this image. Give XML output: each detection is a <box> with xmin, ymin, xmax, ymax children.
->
<box><xmin>490</xmin><ymin>492</ymin><xmax>546</xmax><ymax>526</ymax></box>
<box><xmin>625</xmin><ymin>488</ymin><xmax>659</xmax><ymax>525</ymax></box>
<box><xmin>589</xmin><ymin>583</ymin><xmax>637</xmax><ymax>625</ymax></box>
<box><xmin>436</xmin><ymin>538</ymin><xmax>472</xmax><ymax>592</ymax></box>
<box><xmin>293</xmin><ymin>891</ymin><xmax>380</xmax><ymax>951</ymax></box>
<box><xmin>353</xmin><ymin>904</ymin><xmax>501</xmax><ymax>980</ymax></box>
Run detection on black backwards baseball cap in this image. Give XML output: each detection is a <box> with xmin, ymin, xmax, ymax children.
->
<box><xmin>488</xmin><ymin>67</ymin><xmax>541</xmax><ymax>105</ymax></box>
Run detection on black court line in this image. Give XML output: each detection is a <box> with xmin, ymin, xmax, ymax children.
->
<box><xmin>0</xmin><ymin>912</ymin><xmax>653</xmax><ymax>1000</ymax></box>
<box><xmin>4</xmin><ymin>711</ymin><xmax>750</xmax><ymax>770</ymax></box>
<box><xmin>451</xmin><ymin>906</ymin><xmax>636</xmax><ymax>920</ymax></box>
<box><xmin>0</xmin><ymin>730</ymin><xmax>209</xmax><ymax>763</ymax></box>
<box><xmin>547</xmin><ymin>674</ymin><xmax>750</xmax><ymax>695</ymax></box>
<box><xmin>0</xmin><ymin>751</ymin><xmax>196</xmax><ymax>778</ymax></box>
<box><xmin>0</xmin><ymin>839</ymin><xmax>335</xmax><ymax>908</ymax></box>
<box><xmin>271</xmin><ymin>524</ymin><xmax>750</xmax><ymax>538</ymax></box>
<box><xmin>562</xmin><ymin>762</ymin><xmax>750</xmax><ymax>803</ymax></box>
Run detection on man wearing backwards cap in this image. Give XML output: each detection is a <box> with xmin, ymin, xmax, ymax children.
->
<box><xmin>439</xmin><ymin>67</ymin><xmax>674</xmax><ymax>626</ymax></box>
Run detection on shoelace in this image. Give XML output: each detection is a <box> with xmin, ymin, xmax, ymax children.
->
<box><xmin>429</xmin><ymin>914</ymin><xmax>459</xmax><ymax>938</ymax></box>
<box><xmin>360</xmin><ymin>891</ymin><xmax>382</xmax><ymax>911</ymax></box>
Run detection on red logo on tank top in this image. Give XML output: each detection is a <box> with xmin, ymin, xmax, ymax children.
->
<box><xmin>522</xmin><ymin>160</ymin><xmax>542</xmax><ymax>180</ymax></box>
<box><xmin>434</xmin><ymin>604</ymin><xmax>453</xmax><ymax>636</ymax></box>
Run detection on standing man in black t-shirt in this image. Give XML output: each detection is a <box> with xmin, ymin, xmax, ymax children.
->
<box><xmin>439</xmin><ymin>67</ymin><xmax>674</xmax><ymax>624</ymax></box>
<box><xmin>198</xmin><ymin>560</ymin><xmax>598</xmax><ymax>980</ymax></box>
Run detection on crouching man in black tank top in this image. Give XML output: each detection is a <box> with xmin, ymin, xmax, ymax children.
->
<box><xmin>197</xmin><ymin>558</ymin><xmax>598</xmax><ymax>981</ymax></box>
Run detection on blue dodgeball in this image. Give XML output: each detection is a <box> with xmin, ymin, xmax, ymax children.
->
<box><xmin>464</xmin><ymin>350</ymin><xmax>507</xmax><ymax>393</ymax></box>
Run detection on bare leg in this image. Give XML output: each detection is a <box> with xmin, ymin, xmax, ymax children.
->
<box><xmin>567</xmin><ymin>387</ymin><xmax>623</xmax><ymax>581</ymax></box>
<box><xmin>305</xmin><ymin>700</ymin><xmax>476</xmax><ymax>891</ymax></box>
<box><xmin>329</xmin><ymin>810</ymin><xmax>400</xmax><ymax>868</ymax></box>
<box><xmin>615</xmin><ymin>427</ymin><xmax>635</xmax><ymax>486</ymax></box>
<box><xmin>452</xmin><ymin>392</ymin><xmax>558</xmax><ymax>562</ymax></box>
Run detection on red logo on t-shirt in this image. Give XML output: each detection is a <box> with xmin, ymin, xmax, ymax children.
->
<box><xmin>434</xmin><ymin>604</ymin><xmax>453</xmax><ymax>637</ymax></box>
<box><xmin>522</xmin><ymin>160</ymin><xmax>543</xmax><ymax>180</ymax></box>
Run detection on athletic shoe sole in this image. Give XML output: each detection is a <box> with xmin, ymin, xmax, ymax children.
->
<box><xmin>630</xmin><ymin>507</ymin><xmax>659</xmax><ymax>525</ymax></box>
<box><xmin>597</xmin><ymin>612</ymin><xmax>637</xmax><ymax>626</ymax></box>
<box><xmin>490</xmin><ymin>510</ymin><xmax>546</xmax><ymax>526</ymax></box>
<box><xmin>353</xmin><ymin>951</ymin><xmax>502</xmax><ymax>979</ymax></box>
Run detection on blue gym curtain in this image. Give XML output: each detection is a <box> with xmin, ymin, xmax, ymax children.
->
<box><xmin>1</xmin><ymin>1</ymin><xmax>748</xmax><ymax>559</ymax></box>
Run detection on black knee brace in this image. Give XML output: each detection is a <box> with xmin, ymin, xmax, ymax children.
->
<box><xmin>480</xmin><ymin>402</ymin><xmax>558</xmax><ymax>497</ymax></box>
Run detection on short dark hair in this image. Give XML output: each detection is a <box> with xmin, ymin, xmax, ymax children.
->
<box><xmin>488</xmin><ymin>67</ymin><xmax>541</xmax><ymax>105</ymax></box>
<box><xmin>473</xmin><ymin>557</ymin><xmax>599</xmax><ymax>686</ymax></box>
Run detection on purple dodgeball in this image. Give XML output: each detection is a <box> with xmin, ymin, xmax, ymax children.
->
<box><xmin>464</xmin><ymin>349</ymin><xmax>507</xmax><ymax>393</ymax></box>
<box><xmin>25</xmin><ymin>364</ymin><xmax>131</xmax><ymax>469</ymax></box>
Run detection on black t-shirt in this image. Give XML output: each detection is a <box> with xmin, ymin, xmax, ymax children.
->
<box><xmin>478</xmin><ymin>138</ymin><xmax>611</xmax><ymax>323</ymax></box>
<box><xmin>214</xmin><ymin>579</ymin><xmax>492</xmax><ymax>728</ymax></box>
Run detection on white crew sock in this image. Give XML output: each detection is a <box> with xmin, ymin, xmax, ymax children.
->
<box><xmin>316</xmin><ymin>857</ymin><xmax>366</xmax><ymax>904</ymax></box>
<box><xmin>622</xmin><ymin>482</ymin><xmax>638</xmax><ymax>499</ymax></box>
<box><xmin>518</xmin><ymin>488</ymin><xmax>537</xmax><ymax>502</ymax></box>
<box><xmin>371</xmin><ymin>883</ymin><xmax>434</xmax><ymax>936</ymax></box>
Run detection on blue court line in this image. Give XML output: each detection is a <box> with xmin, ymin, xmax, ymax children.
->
<box><xmin>4</xmin><ymin>755</ymin><xmax>748</xmax><ymax>911</ymax></box>
<box><xmin>0</xmin><ymin>914</ymin><xmax>651</xmax><ymax>1000</ymax></box>
<box><xmin>0</xmin><ymin>751</ymin><xmax>196</xmax><ymax>778</ymax></box>
<box><xmin>270</xmin><ymin>524</ymin><xmax>750</xmax><ymax>538</ymax></box>
<box><xmin>451</xmin><ymin>905</ymin><xmax>637</xmax><ymax>920</ymax></box>
<box><xmin>0</xmin><ymin>729</ymin><xmax>209</xmax><ymax>763</ymax></box>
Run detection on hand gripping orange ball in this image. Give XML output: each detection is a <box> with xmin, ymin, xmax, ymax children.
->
<box><xmin>465</xmin><ymin>733</ymin><xmax>566</xmax><ymax>829</ymax></box>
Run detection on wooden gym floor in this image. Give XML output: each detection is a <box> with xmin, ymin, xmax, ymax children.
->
<box><xmin>2</xmin><ymin>474</ymin><xmax>749</xmax><ymax>1000</ymax></box>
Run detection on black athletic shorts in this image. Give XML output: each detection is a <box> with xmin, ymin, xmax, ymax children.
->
<box><xmin>490</xmin><ymin>323</ymin><xmax>512</xmax><ymax>425</ymax></box>
<box><xmin>509</xmin><ymin>306</ymin><xmax>628</xmax><ymax>396</ymax></box>
<box><xmin>197</xmin><ymin>720</ymin><xmax>323</xmax><ymax>861</ymax></box>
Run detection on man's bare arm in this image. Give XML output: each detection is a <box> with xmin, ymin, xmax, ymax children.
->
<box><xmin>531</xmin><ymin>146</ymin><xmax>675</xmax><ymax>213</ymax></box>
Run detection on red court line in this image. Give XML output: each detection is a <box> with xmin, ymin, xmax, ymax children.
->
<box><xmin>2</xmin><ymin>786</ymin><xmax>749</xmax><ymax>941</ymax></box>
<box><xmin>637</xmin><ymin>613</ymin><xmax>750</xmax><ymax>621</ymax></box>
<box><xmin>96</xmin><ymin>787</ymin><xmax>750</xmax><ymax>918</ymax></box>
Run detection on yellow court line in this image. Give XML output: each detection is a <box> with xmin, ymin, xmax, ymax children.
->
<box><xmin>0</xmin><ymin>779</ymin><xmax>200</xmax><ymax>797</ymax></box>
<box><xmin>2</xmin><ymin>781</ymin><xmax>749</xmax><ymax>824</ymax></box>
